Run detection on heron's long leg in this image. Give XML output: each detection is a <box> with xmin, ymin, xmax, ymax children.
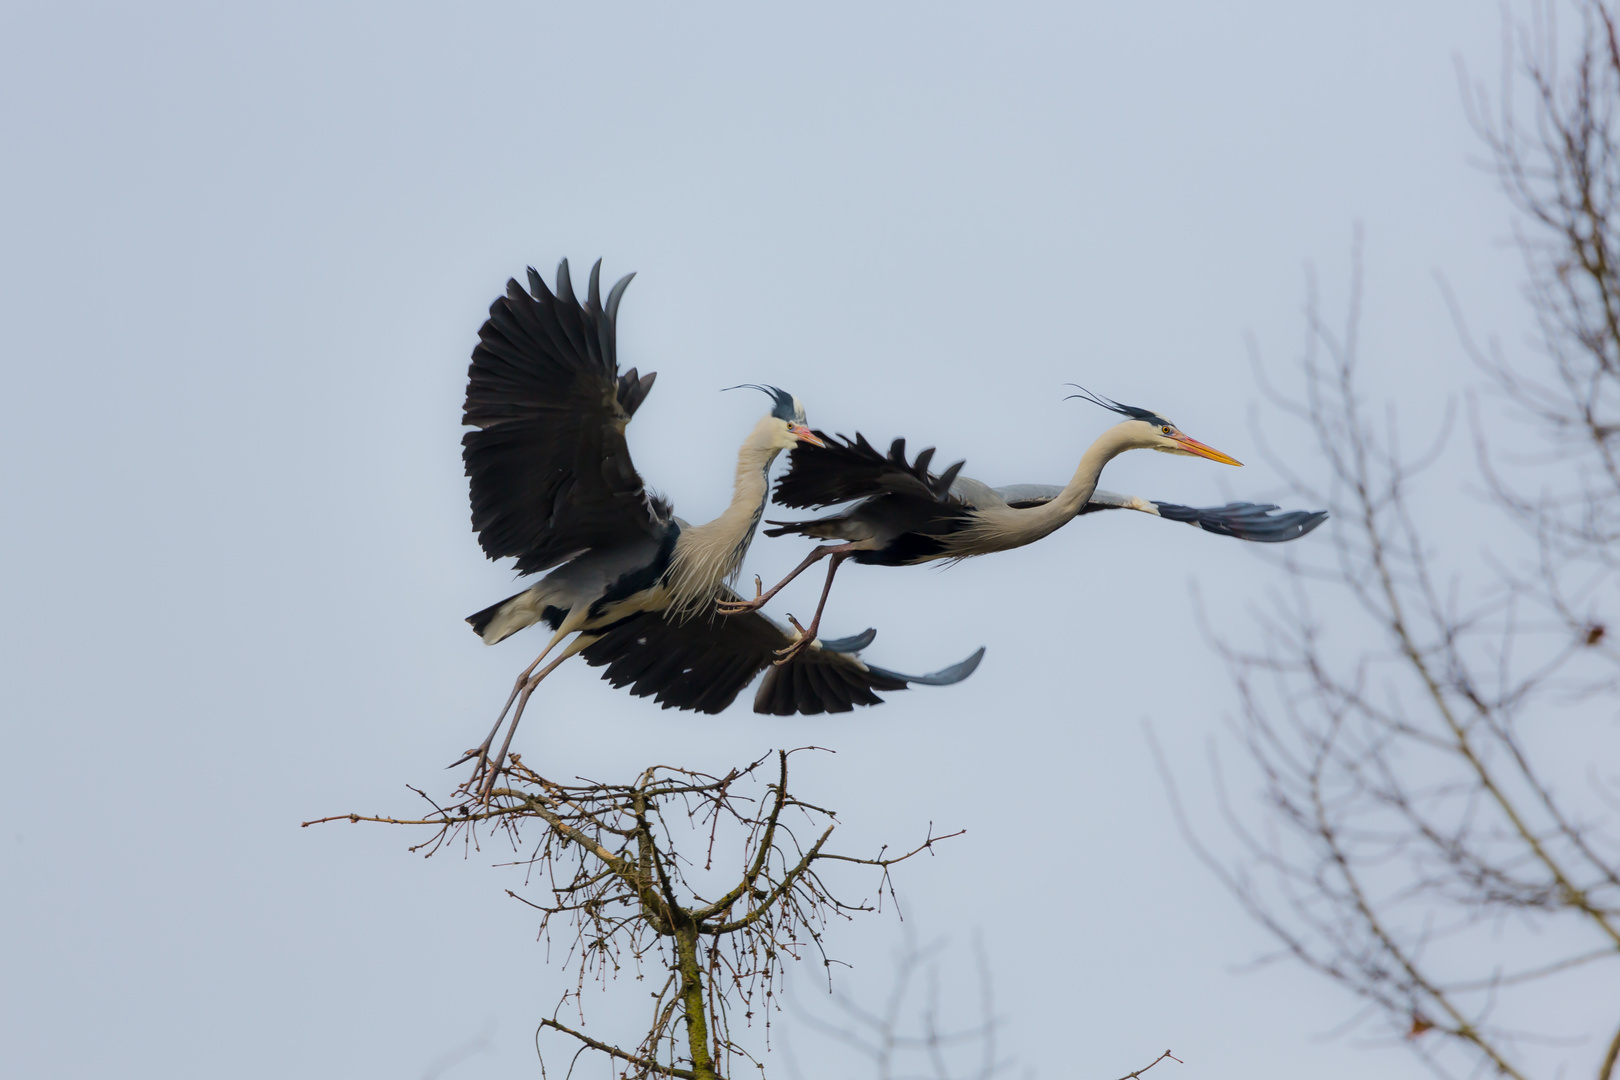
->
<box><xmin>450</xmin><ymin>630</ymin><xmax>566</xmax><ymax>771</ymax></box>
<box><xmin>775</xmin><ymin>550</ymin><xmax>854</xmax><ymax>665</ymax></box>
<box><xmin>478</xmin><ymin>632</ymin><xmax>599</xmax><ymax>800</ymax></box>
<box><xmin>715</xmin><ymin>545</ymin><xmax>838</xmax><ymax>615</ymax></box>
<box><xmin>453</xmin><ymin>608</ymin><xmax>589</xmax><ymax>780</ymax></box>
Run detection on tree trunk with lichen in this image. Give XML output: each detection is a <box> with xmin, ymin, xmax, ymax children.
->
<box><xmin>674</xmin><ymin>920</ymin><xmax>719</xmax><ymax>1080</ymax></box>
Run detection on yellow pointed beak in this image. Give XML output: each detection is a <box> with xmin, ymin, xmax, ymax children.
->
<box><xmin>790</xmin><ymin>425</ymin><xmax>826</xmax><ymax>448</ymax></box>
<box><xmin>1171</xmin><ymin>433</ymin><xmax>1243</xmax><ymax>466</ymax></box>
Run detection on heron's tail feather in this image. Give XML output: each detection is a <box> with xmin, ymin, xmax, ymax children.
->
<box><xmin>467</xmin><ymin>586</ymin><xmax>550</xmax><ymax>645</ymax></box>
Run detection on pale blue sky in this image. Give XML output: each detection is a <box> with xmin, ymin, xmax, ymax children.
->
<box><xmin>0</xmin><ymin>3</ymin><xmax>1546</xmax><ymax>1076</ymax></box>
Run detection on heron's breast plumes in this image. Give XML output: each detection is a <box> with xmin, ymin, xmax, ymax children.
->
<box><xmin>662</xmin><ymin>440</ymin><xmax>777</xmax><ymax>620</ymax></box>
<box><xmin>665</xmin><ymin>512</ymin><xmax>760</xmax><ymax>620</ymax></box>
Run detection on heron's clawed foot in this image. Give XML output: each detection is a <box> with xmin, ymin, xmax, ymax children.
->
<box><xmin>449</xmin><ymin>744</ymin><xmax>497</xmax><ymax>800</ymax></box>
<box><xmin>773</xmin><ymin>614</ymin><xmax>816</xmax><ymax>665</ymax></box>
<box><xmin>456</xmin><ymin>751</ymin><xmax>514</xmax><ymax>804</ymax></box>
<box><xmin>715</xmin><ymin>576</ymin><xmax>767</xmax><ymax>616</ymax></box>
<box><xmin>450</xmin><ymin>711</ymin><xmax>510</xmax><ymax>799</ymax></box>
<box><xmin>460</xmin><ymin>753</ymin><xmax>523</xmax><ymax>805</ymax></box>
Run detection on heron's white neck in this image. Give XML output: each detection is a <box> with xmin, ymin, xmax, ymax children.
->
<box><xmin>665</xmin><ymin>416</ymin><xmax>785</xmax><ymax>616</ymax></box>
<box><xmin>962</xmin><ymin>422</ymin><xmax>1144</xmax><ymax>552</ymax></box>
<box><xmin>1045</xmin><ymin>422</ymin><xmax>1142</xmax><ymax>517</ymax></box>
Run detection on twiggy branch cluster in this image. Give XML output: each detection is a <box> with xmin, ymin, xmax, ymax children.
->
<box><xmin>305</xmin><ymin>749</ymin><xmax>959</xmax><ymax>1080</ymax></box>
<box><xmin>1460</xmin><ymin>0</ymin><xmax>1620</xmax><ymax>699</ymax></box>
<box><xmin>784</xmin><ymin>935</ymin><xmax>1175</xmax><ymax>1080</ymax></box>
<box><xmin>786</xmin><ymin>936</ymin><xmax>1014</xmax><ymax>1080</ymax></box>
<box><xmin>1174</xmin><ymin>6</ymin><xmax>1620</xmax><ymax>1078</ymax></box>
<box><xmin>1467</xmin><ymin>0</ymin><xmax>1620</xmax><ymax>565</ymax></box>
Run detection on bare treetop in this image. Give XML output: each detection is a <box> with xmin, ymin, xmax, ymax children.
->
<box><xmin>307</xmin><ymin>749</ymin><xmax>959</xmax><ymax>1080</ymax></box>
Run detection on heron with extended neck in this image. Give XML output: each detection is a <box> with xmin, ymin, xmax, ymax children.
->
<box><xmin>722</xmin><ymin>387</ymin><xmax>1326</xmax><ymax>660</ymax></box>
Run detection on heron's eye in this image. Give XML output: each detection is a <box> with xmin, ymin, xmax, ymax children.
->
<box><xmin>1160</xmin><ymin>424</ymin><xmax>1173</xmax><ymax>435</ymax></box>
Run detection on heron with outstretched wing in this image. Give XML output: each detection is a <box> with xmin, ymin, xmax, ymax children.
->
<box><xmin>721</xmin><ymin>387</ymin><xmax>1326</xmax><ymax>659</ymax></box>
<box><xmin>457</xmin><ymin>259</ymin><xmax>983</xmax><ymax>795</ymax></box>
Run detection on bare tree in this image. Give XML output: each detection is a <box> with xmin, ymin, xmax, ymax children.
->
<box><xmin>1469</xmin><ymin>0</ymin><xmax>1620</xmax><ymax>587</ymax></box>
<box><xmin>783</xmin><ymin>935</ymin><xmax>1016</xmax><ymax>1080</ymax></box>
<box><xmin>1167</xmin><ymin>4</ymin><xmax>1620</xmax><ymax>1079</ymax></box>
<box><xmin>307</xmin><ymin>749</ymin><xmax>958</xmax><ymax>1080</ymax></box>
<box><xmin>780</xmin><ymin>932</ymin><xmax>1180</xmax><ymax>1080</ymax></box>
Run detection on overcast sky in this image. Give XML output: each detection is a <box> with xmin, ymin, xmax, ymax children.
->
<box><xmin>0</xmin><ymin>3</ymin><xmax>1555</xmax><ymax>1077</ymax></box>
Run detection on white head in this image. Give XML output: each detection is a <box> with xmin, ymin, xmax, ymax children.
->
<box><xmin>1068</xmin><ymin>385</ymin><xmax>1243</xmax><ymax>465</ymax></box>
<box><xmin>729</xmin><ymin>383</ymin><xmax>828</xmax><ymax>451</ymax></box>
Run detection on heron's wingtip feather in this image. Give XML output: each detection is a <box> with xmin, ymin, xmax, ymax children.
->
<box><xmin>587</xmin><ymin>258</ymin><xmax>603</xmax><ymax>310</ymax></box>
<box><xmin>865</xmin><ymin>645</ymin><xmax>985</xmax><ymax>687</ymax></box>
<box><xmin>1152</xmin><ymin>501</ymin><xmax>1330</xmax><ymax>542</ymax></box>
<box><xmin>817</xmin><ymin>627</ymin><xmax>878</xmax><ymax>653</ymax></box>
<box><xmin>606</xmin><ymin>272</ymin><xmax>636</xmax><ymax>322</ymax></box>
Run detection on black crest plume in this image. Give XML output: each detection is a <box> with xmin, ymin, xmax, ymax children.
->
<box><xmin>1063</xmin><ymin>384</ymin><xmax>1169</xmax><ymax>426</ymax></box>
<box><xmin>724</xmin><ymin>383</ymin><xmax>802</xmax><ymax>424</ymax></box>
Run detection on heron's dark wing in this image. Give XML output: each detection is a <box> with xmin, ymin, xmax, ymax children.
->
<box><xmin>1075</xmin><ymin>489</ymin><xmax>1328</xmax><ymax>543</ymax></box>
<box><xmin>1146</xmin><ymin>500</ymin><xmax>1328</xmax><ymax>542</ymax></box>
<box><xmin>463</xmin><ymin>259</ymin><xmax>666</xmax><ymax>575</ymax></box>
<box><xmin>579</xmin><ymin>593</ymin><xmax>985</xmax><ymax>716</ymax></box>
<box><xmin>773</xmin><ymin>432</ymin><xmax>965</xmax><ymax>509</ymax></box>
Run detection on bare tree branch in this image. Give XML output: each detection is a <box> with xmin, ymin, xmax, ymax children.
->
<box><xmin>1195</xmin><ymin>6</ymin><xmax>1620</xmax><ymax>1077</ymax></box>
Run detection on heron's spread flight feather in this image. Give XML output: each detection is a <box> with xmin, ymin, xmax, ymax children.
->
<box><xmin>580</xmin><ymin>589</ymin><xmax>984</xmax><ymax>715</ymax></box>
<box><xmin>462</xmin><ymin>259</ymin><xmax>667</xmax><ymax>576</ymax></box>
<box><xmin>772</xmin><ymin>431</ymin><xmax>964</xmax><ymax>509</ymax></box>
<box><xmin>1130</xmin><ymin>500</ymin><xmax>1328</xmax><ymax>542</ymax></box>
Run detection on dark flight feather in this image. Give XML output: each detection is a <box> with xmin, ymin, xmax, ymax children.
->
<box><xmin>462</xmin><ymin>259</ymin><xmax>670</xmax><ymax>576</ymax></box>
<box><xmin>773</xmin><ymin>431</ymin><xmax>965</xmax><ymax>510</ymax></box>
<box><xmin>1132</xmin><ymin>501</ymin><xmax>1329</xmax><ymax>542</ymax></box>
<box><xmin>578</xmin><ymin>591</ymin><xmax>984</xmax><ymax>715</ymax></box>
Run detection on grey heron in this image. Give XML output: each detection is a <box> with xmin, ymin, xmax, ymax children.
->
<box><xmin>457</xmin><ymin>259</ymin><xmax>984</xmax><ymax>794</ymax></box>
<box><xmin>720</xmin><ymin>387</ymin><xmax>1327</xmax><ymax>659</ymax></box>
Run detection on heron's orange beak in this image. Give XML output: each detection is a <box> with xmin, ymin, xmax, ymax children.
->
<box><xmin>1171</xmin><ymin>433</ymin><xmax>1243</xmax><ymax>466</ymax></box>
<box><xmin>790</xmin><ymin>426</ymin><xmax>826</xmax><ymax>448</ymax></box>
